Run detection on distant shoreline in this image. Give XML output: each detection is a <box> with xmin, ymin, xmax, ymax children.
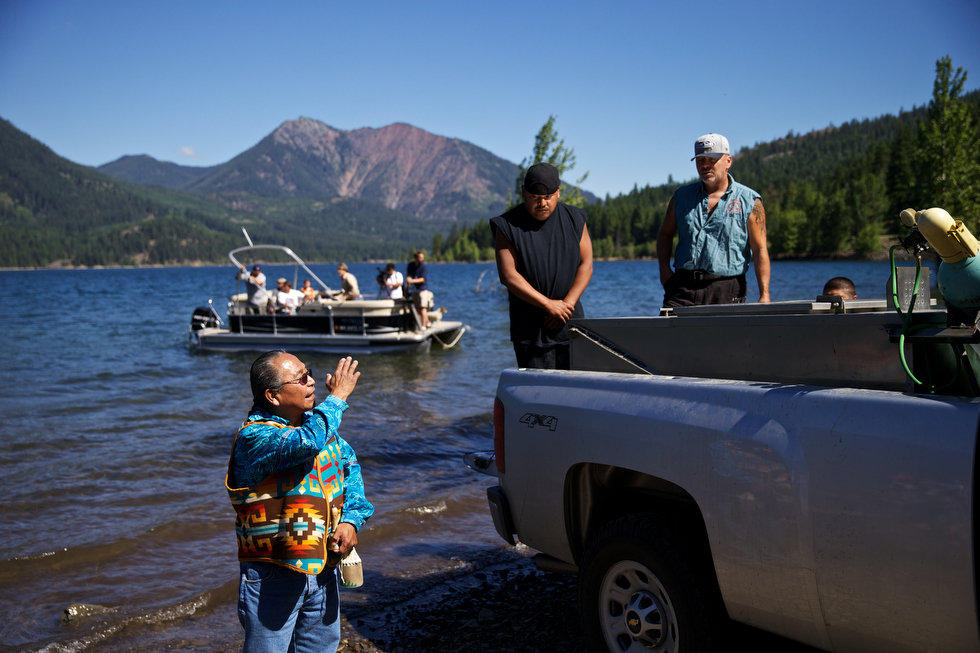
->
<box><xmin>0</xmin><ymin>251</ymin><xmax>922</xmax><ymax>272</ymax></box>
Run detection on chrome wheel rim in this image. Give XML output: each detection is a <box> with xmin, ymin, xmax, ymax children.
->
<box><xmin>598</xmin><ymin>560</ymin><xmax>678</xmax><ymax>652</ymax></box>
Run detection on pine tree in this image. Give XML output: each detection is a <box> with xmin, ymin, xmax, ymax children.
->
<box><xmin>913</xmin><ymin>56</ymin><xmax>980</xmax><ymax>229</ymax></box>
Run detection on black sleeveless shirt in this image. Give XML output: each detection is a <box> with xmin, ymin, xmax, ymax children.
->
<box><xmin>490</xmin><ymin>203</ymin><xmax>587</xmax><ymax>346</ymax></box>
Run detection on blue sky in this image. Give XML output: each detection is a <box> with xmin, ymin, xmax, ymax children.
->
<box><xmin>1</xmin><ymin>0</ymin><xmax>978</xmax><ymax>199</ymax></box>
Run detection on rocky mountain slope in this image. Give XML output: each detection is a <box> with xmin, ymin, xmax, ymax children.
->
<box><xmin>100</xmin><ymin>117</ymin><xmax>518</xmax><ymax>224</ymax></box>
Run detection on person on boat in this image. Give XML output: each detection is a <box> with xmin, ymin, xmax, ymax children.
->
<box><xmin>334</xmin><ymin>263</ymin><xmax>361</xmax><ymax>300</ymax></box>
<box><xmin>490</xmin><ymin>162</ymin><xmax>593</xmax><ymax>370</ymax></box>
<box><xmin>236</xmin><ymin>264</ymin><xmax>269</xmax><ymax>314</ymax></box>
<box><xmin>657</xmin><ymin>133</ymin><xmax>771</xmax><ymax>307</ymax></box>
<box><xmin>383</xmin><ymin>263</ymin><xmax>403</xmax><ymax>300</ymax></box>
<box><xmin>405</xmin><ymin>250</ymin><xmax>433</xmax><ymax>328</ymax></box>
<box><xmin>227</xmin><ymin>352</ymin><xmax>373</xmax><ymax>653</ymax></box>
<box><xmin>822</xmin><ymin>276</ymin><xmax>857</xmax><ymax>299</ymax></box>
<box><xmin>276</xmin><ymin>279</ymin><xmax>305</xmax><ymax>315</ymax></box>
<box><xmin>301</xmin><ymin>279</ymin><xmax>319</xmax><ymax>302</ymax></box>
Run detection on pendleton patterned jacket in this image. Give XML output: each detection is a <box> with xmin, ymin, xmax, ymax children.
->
<box><xmin>226</xmin><ymin>395</ymin><xmax>374</xmax><ymax>574</ymax></box>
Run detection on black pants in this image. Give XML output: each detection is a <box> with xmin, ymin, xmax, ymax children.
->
<box><xmin>663</xmin><ymin>270</ymin><xmax>747</xmax><ymax>307</ymax></box>
<box><xmin>513</xmin><ymin>342</ymin><xmax>571</xmax><ymax>370</ymax></box>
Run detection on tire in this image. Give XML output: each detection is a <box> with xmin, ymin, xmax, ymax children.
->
<box><xmin>579</xmin><ymin>514</ymin><xmax>724</xmax><ymax>653</ymax></box>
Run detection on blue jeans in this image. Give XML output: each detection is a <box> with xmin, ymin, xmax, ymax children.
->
<box><xmin>238</xmin><ymin>561</ymin><xmax>341</xmax><ymax>653</ymax></box>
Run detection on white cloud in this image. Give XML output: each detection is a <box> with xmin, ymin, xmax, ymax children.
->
<box><xmin>178</xmin><ymin>146</ymin><xmax>197</xmax><ymax>159</ymax></box>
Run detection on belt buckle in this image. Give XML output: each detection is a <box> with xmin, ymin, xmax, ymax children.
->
<box><xmin>692</xmin><ymin>270</ymin><xmax>706</xmax><ymax>281</ymax></box>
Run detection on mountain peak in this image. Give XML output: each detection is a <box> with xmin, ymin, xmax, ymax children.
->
<box><xmin>101</xmin><ymin>118</ymin><xmax>517</xmax><ymax>223</ymax></box>
<box><xmin>271</xmin><ymin>117</ymin><xmax>342</xmax><ymax>152</ymax></box>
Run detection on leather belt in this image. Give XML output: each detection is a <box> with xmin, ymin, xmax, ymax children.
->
<box><xmin>681</xmin><ymin>269</ymin><xmax>735</xmax><ymax>282</ymax></box>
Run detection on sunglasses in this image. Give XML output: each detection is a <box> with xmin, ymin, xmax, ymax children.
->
<box><xmin>279</xmin><ymin>368</ymin><xmax>314</xmax><ymax>387</ymax></box>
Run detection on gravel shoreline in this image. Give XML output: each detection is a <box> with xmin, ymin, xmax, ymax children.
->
<box><xmin>87</xmin><ymin>548</ymin><xmax>820</xmax><ymax>652</ymax></box>
<box><xmin>87</xmin><ymin>550</ymin><xmax>589</xmax><ymax>652</ymax></box>
<box><xmin>337</xmin><ymin>557</ymin><xmax>587</xmax><ymax>653</ymax></box>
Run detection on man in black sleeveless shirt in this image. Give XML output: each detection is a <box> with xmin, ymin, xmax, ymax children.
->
<box><xmin>490</xmin><ymin>163</ymin><xmax>593</xmax><ymax>369</ymax></box>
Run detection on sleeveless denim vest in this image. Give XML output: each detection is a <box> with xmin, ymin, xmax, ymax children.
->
<box><xmin>672</xmin><ymin>174</ymin><xmax>761</xmax><ymax>277</ymax></box>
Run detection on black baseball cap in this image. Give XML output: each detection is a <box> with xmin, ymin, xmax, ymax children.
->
<box><xmin>523</xmin><ymin>162</ymin><xmax>560</xmax><ymax>195</ymax></box>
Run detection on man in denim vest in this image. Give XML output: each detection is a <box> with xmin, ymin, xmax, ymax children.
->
<box><xmin>657</xmin><ymin>133</ymin><xmax>771</xmax><ymax>307</ymax></box>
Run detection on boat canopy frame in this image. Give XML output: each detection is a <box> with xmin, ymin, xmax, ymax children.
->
<box><xmin>229</xmin><ymin>244</ymin><xmax>334</xmax><ymax>296</ymax></box>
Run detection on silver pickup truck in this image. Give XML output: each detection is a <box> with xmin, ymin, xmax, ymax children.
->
<box><xmin>483</xmin><ymin>295</ymin><xmax>980</xmax><ymax>653</ymax></box>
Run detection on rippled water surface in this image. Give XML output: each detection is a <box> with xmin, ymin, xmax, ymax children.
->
<box><xmin>0</xmin><ymin>258</ymin><xmax>905</xmax><ymax>651</ymax></box>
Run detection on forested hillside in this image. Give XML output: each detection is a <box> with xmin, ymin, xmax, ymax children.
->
<box><xmin>0</xmin><ymin>118</ymin><xmax>243</xmax><ymax>267</ymax></box>
<box><xmin>434</xmin><ymin>61</ymin><xmax>979</xmax><ymax>262</ymax></box>
<box><xmin>0</xmin><ymin>119</ymin><xmax>455</xmax><ymax>267</ymax></box>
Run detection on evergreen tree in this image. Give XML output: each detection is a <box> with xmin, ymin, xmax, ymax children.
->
<box><xmin>913</xmin><ymin>56</ymin><xmax>980</xmax><ymax>229</ymax></box>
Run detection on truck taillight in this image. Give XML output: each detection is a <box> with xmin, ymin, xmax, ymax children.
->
<box><xmin>493</xmin><ymin>397</ymin><xmax>505</xmax><ymax>473</ymax></box>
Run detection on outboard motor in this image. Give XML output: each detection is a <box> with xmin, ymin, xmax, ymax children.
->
<box><xmin>190</xmin><ymin>306</ymin><xmax>220</xmax><ymax>331</ymax></box>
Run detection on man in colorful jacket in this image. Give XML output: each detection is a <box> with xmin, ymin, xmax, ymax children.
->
<box><xmin>227</xmin><ymin>352</ymin><xmax>373</xmax><ymax>653</ymax></box>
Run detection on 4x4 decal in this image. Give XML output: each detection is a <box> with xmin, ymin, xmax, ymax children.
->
<box><xmin>519</xmin><ymin>413</ymin><xmax>558</xmax><ymax>431</ymax></box>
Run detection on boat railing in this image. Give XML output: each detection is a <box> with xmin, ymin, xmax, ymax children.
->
<box><xmin>227</xmin><ymin>294</ymin><xmax>419</xmax><ymax>336</ymax></box>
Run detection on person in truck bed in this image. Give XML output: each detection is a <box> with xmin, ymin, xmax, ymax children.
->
<box><xmin>822</xmin><ymin>276</ymin><xmax>857</xmax><ymax>299</ymax></box>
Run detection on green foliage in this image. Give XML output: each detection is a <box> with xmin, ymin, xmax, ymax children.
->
<box><xmin>910</xmin><ymin>55</ymin><xmax>980</xmax><ymax>230</ymax></box>
<box><xmin>0</xmin><ymin>118</ymin><xmax>244</xmax><ymax>266</ymax></box>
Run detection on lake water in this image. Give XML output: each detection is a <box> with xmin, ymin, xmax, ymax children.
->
<box><xmin>0</xmin><ymin>258</ymin><xmax>918</xmax><ymax>651</ymax></box>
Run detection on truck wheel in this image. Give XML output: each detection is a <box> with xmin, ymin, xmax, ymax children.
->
<box><xmin>579</xmin><ymin>515</ymin><xmax>723</xmax><ymax>653</ymax></box>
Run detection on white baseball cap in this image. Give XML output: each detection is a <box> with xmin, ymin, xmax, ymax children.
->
<box><xmin>691</xmin><ymin>133</ymin><xmax>730</xmax><ymax>160</ymax></box>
